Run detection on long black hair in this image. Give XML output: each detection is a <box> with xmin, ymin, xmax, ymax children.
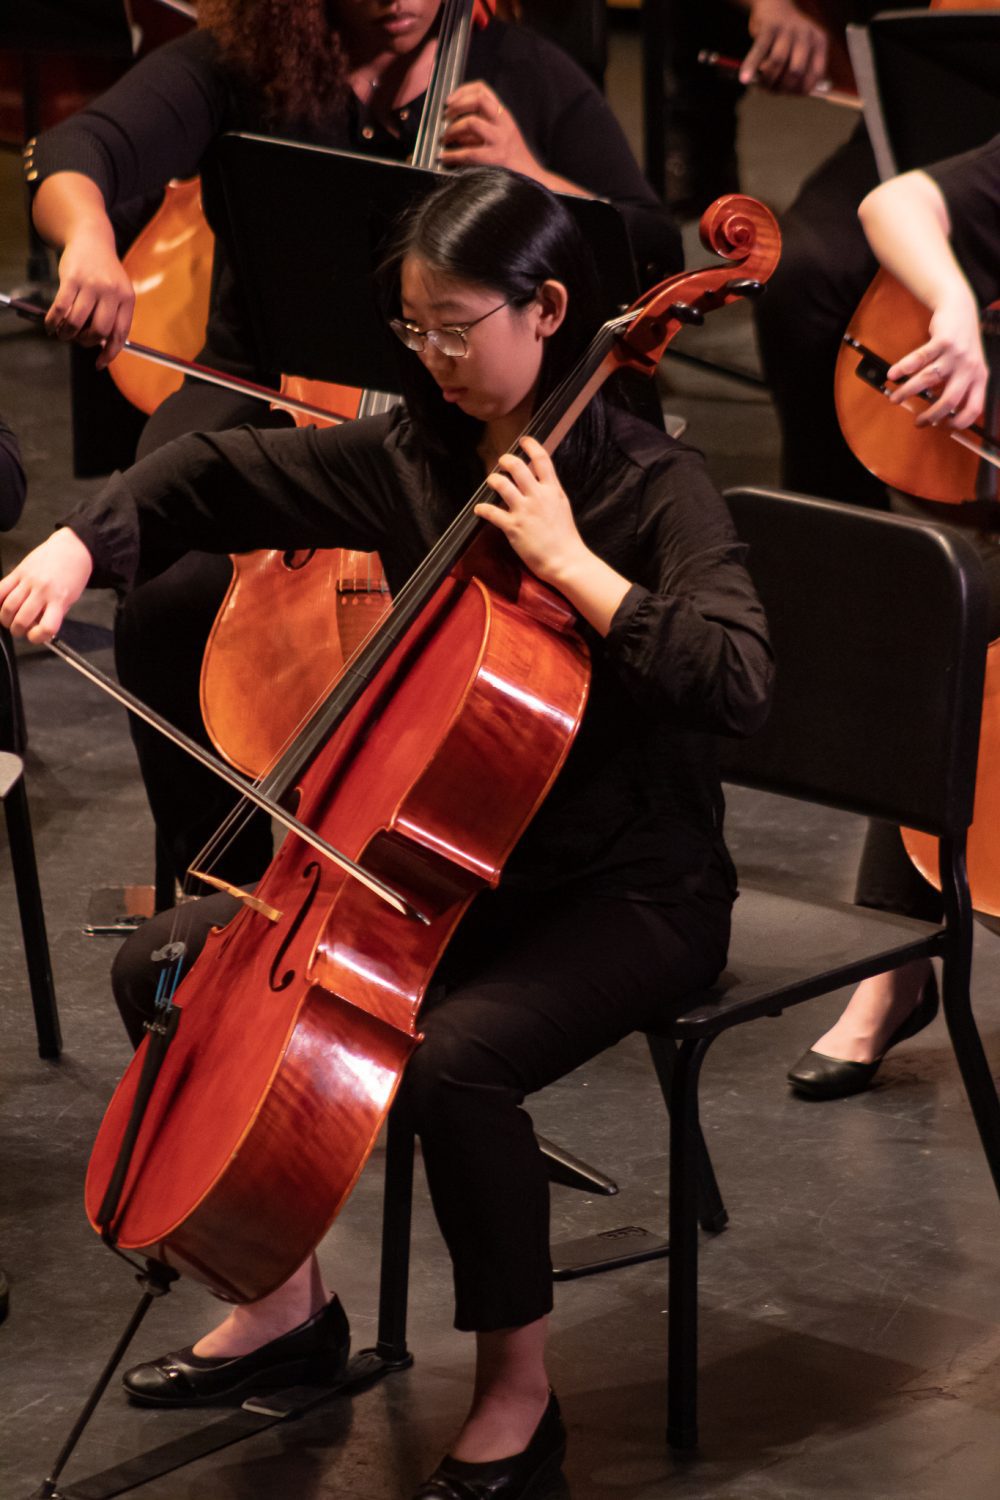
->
<box><xmin>378</xmin><ymin>167</ymin><xmax>611</xmax><ymax>505</ymax></box>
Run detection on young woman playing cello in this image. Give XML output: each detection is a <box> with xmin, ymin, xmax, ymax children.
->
<box><xmin>29</xmin><ymin>0</ymin><xmax>682</xmax><ymax>892</ymax></box>
<box><xmin>1</xmin><ymin>168</ymin><xmax>769</xmax><ymax>1498</ymax></box>
<box><xmin>788</xmin><ymin>134</ymin><xmax>1000</xmax><ymax>1098</ymax></box>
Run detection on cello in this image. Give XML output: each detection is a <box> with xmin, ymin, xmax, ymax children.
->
<box><xmin>79</xmin><ymin>195</ymin><xmax>781</xmax><ymax>1304</ymax></box>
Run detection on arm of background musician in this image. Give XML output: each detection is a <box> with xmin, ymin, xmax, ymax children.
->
<box><xmin>858</xmin><ymin>171</ymin><xmax>987</xmax><ymax>429</ymax></box>
<box><xmin>732</xmin><ymin>0</ymin><xmax>829</xmax><ymax>95</ymax></box>
<box><xmin>28</xmin><ymin>32</ymin><xmax>228</xmax><ymax>367</ymax></box>
<box><xmin>31</xmin><ymin>173</ymin><xmax>135</xmax><ymax>368</ymax></box>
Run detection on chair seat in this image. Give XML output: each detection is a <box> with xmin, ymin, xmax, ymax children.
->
<box><xmin>670</xmin><ymin>886</ymin><xmax>943</xmax><ymax>1038</ymax></box>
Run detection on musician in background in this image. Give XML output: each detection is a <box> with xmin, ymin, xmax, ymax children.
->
<box><xmin>788</xmin><ymin>135</ymin><xmax>1000</xmax><ymax>1098</ymax></box>
<box><xmin>26</xmin><ymin>0</ymin><xmax>681</xmax><ymax>891</ymax></box>
<box><xmin>747</xmin><ymin>0</ymin><xmax>925</xmax><ymax>508</ymax></box>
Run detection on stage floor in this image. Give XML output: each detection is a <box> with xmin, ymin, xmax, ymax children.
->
<box><xmin>1</xmin><ymin>38</ymin><xmax>999</xmax><ymax>1500</ymax></box>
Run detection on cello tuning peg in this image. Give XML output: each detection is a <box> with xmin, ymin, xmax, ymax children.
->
<box><xmin>668</xmin><ymin>302</ymin><xmax>705</xmax><ymax>326</ymax></box>
<box><xmin>726</xmin><ymin>278</ymin><xmax>765</xmax><ymax>300</ymax></box>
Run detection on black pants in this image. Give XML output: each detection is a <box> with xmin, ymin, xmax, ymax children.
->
<box><xmin>112</xmin><ymin>875</ymin><xmax>732</xmax><ymax>1331</ymax></box>
<box><xmin>116</xmin><ymin>382</ymin><xmax>291</xmax><ymax>888</ymax></box>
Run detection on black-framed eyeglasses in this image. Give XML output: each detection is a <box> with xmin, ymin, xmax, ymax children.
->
<box><xmin>388</xmin><ymin>298</ymin><xmax>515</xmax><ymax>358</ymax></box>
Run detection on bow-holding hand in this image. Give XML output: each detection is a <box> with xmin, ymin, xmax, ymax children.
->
<box><xmin>475</xmin><ymin>436</ymin><xmax>630</xmax><ymax>635</ymax></box>
<box><xmin>0</xmin><ymin>529</ymin><xmax>94</xmax><ymax>643</ymax></box>
<box><xmin>740</xmin><ymin>0</ymin><xmax>829</xmax><ymax>95</ymax></box>
<box><xmin>886</xmin><ymin>287</ymin><xmax>988</xmax><ymax>429</ymax></box>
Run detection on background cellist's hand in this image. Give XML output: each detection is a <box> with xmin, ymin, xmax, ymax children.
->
<box><xmin>0</xmin><ymin>529</ymin><xmax>94</xmax><ymax>643</ymax></box>
<box><xmin>441</xmin><ymin>82</ymin><xmax>544</xmax><ymax>177</ymax></box>
<box><xmin>739</xmin><ymin>0</ymin><xmax>829</xmax><ymax>95</ymax></box>
<box><xmin>32</xmin><ymin>172</ymin><xmax>135</xmax><ymax>370</ymax></box>
<box><xmin>886</xmin><ymin>289</ymin><xmax>987</xmax><ymax>429</ymax></box>
<box><xmin>440</xmin><ymin>83</ymin><xmax>590</xmax><ymax>198</ymax></box>
<box><xmin>475</xmin><ymin>436</ymin><xmax>629</xmax><ymax>635</ymax></box>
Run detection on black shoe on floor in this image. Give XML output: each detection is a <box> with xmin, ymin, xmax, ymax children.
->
<box><xmin>787</xmin><ymin>970</ymin><xmax>940</xmax><ymax>1100</ymax></box>
<box><xmin>122</xmin><ymin>1293</ymin><xmax>350</xmax><ymax>1407</ymax></box>
<box><xmin>412</xmin><ymin>1390</ymin><xmax>566</xmax><ymax>1499</ymax></box>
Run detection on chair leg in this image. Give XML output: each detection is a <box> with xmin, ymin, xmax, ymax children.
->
<box><xmin>941</xmin><ymin>954</ymin><xmax>1000</xmax><ymax>1202</ymax></box>
<box><xmin>647</xmin><ymin>1034</ymin><xmax>728</xmax><ymax>1233</ymax></box>
<box><xmin>666</xmin><ymin>1035</ymin><xmax>712</xmax><ymax>1451</ymax></box>
<box><xmin>939</xmin><ymin>842</ymin><xmax>1000</xmax><ymax>1202</ymax></box>
<box><xmin>3</xmin><ymin>761</ymin><xmax>60</xmax><ymax>1059</ymax></box>
<box><xmin>375</xmin><ymin>1106</ymin><xmax>416</xmax><ymax>1366</ymax></box>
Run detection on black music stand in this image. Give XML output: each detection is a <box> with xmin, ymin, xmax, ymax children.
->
<box><xmin>848</xmin><ymin>8</ymin><xmax>1000</xmax><ymax>180</ymax></box>
<box><xmin>212</xmin><ymin>132</ymin><xmax>642</xmax><ymax>393</ymax></box>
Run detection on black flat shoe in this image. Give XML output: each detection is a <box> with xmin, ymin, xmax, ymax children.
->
<box><xmin>122</xmin><ymin>1293</ymin><xmax>350</xmax><ymax>1407</ymax></box>
<box><xmin>787</xmin><ymin>970</ymin><xmax>940</xmax><ymax>1100</ymax></box>
<box><xmin>413</xmin><ymin>1391</ymin><xmax>566</xmax><ymax>1500</ymax></box>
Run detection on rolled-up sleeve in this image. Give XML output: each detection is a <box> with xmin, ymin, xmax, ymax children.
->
<box><xmin>599</xmin><ymin>449</ymin><xmax>773</xmax><ymax>736</ymax></box>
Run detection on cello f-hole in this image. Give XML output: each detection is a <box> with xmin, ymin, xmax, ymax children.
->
<box><xmin>269</xmin><ymin>861</ymin><xmax>322</xmax><ymax>992</ymax></box>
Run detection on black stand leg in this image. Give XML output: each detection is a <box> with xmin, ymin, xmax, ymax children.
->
<box><xmin>1</xmin><ymin>753</ymin><xmax>60</xmax><ymax>1059</ymax></box>
<box><xmin>36</xmin><ymin>1263</ymin><xmax>176</xmax><ymax>1499</ymax></box>
<box><xmin>374</xmin><ymin>1109</ymin><xmax>416</xmax><ymax>1368</ymax></box>
<box><xmin>940</xmin><ymin>843</ymin><xmax>1000</xmax><ymax>1200</ymax></box>
<box><xmin>666</xmin><ymin>1036</ymin><xmax>711</xmax><ymax>1452</ymax></box>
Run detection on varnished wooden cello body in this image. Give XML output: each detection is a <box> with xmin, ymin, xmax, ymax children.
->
<box><xmin>83</xmin><ymin>197</ymin><xmax>781</xmax><ymax>1302</ymax></box>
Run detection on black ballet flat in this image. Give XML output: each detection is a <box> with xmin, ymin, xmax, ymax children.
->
<box><xmin>412</xmin><ymin>1390</ymin><xmax>566</xmax><ymax>1500</ymax></box>
<box><xmin>121</xmin><ymin>1294</ymin><xmax>350</xmax><ymax>1407</ymax></box>
<box><xmin>787</xmin><ymin>970</ymin><xmax>940</xmax><ymax>1100</ymax></box>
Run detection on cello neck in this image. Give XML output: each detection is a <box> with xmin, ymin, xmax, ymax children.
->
<box><xmin>411</xmin><ymin>0</ymin><xmax>479</xmax><ymax>169</ymax></box>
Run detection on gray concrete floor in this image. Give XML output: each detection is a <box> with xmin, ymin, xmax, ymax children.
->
<box><xmin>2</xmin><ymin>28</ymin><xmax>1000</xmax><ymax>1500</ymax></box>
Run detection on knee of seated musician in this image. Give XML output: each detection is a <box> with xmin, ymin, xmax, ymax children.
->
<box><xmin>110</xmin><ymin>892</ymin><xmax>242</xmax><ymax>1049</ymax></box>
<box><xmin>399</xmin><ymin>1001</ymin><xmax>529</xmax><ymax>1139</ymax></box>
